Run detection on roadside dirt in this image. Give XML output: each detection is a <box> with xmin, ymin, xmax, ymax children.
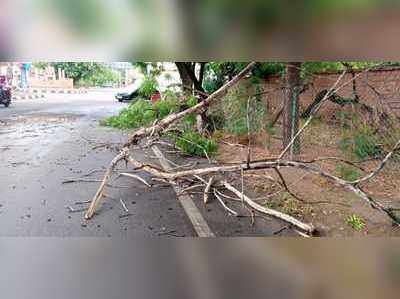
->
<box><xmin>216</xmin><ymin>123</ymin><xmax>400</xmax><ymax>237</ymax></box>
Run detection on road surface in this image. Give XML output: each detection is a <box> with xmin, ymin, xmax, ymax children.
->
<box><xmin>0</xmin><ymin>92</ymin><xmax>197</xmax><ymax>236</ymax></box>
<box><xmin>0</xmin><ymin>91</ymin><xmax>295</xmax><ymax>236</ymax></box>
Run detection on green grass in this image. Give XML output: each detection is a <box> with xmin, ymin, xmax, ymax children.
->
<box><xmin>335</xmin><ymin>164</ymin><xmax>361</xmax><ymax>181</ymax></box>
<box><xmin>340</xmin><ymin>121</ymin><xmax>382</xmax><ymax>159</ymax></box>
<box><xmin>346</xmin><ymin>214</ymin><xmax>366</xmax><ymax>231</ymax></box>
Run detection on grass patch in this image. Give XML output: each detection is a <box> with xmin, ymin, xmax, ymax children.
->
<box><xmin>335</xmin><ymin>164</ymin><xmax>361</xmax><ymax>181</ymax></box>
<box><xmin>265</xmin><ymin>192</ymin><xmax>313</xmax><ymax>218</ymax></box>
<box><xmin>346</xmin><ymin>214</ymin><xmax>366</xmax><ymax>231</ymax></box>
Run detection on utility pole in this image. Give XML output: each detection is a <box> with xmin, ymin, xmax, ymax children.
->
<box><xmin>282</xmin><ymin>62</ymin><xmax>302</xmax><ymax>158</ymax></box>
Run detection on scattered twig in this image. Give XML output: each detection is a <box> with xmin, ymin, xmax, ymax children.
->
<box><xmin>213</xmin><ymin>189</ymin><xmax>239</xmax><ymax>216</ymax></box>
<box><xmin>119</xmin><ymin>213</ymin><xmax>133</xmax><ymax>219</ymax></box>
<box><xmin>119</xmin><ymin>199</ymin><xmax>129</xmax><ymax>213</ymax></box>
<box><xmin>273</xmin><ymin>226</ymin><xmax>290</xmax><ymax>235</ymax></box>
<box><xmin>80</xmin><ymin>168</ymin><xmax>106</xmax><ymax>178</ymax></box>
<box><xmin>75</xmin><ymin>200</ymin><xmax>92</xmax><ymax>205</ymax></box>
<box><xmin>157</xmin><ymin>230</ymin><xmax>185</xmax><ymax>237</ymax></box>
<box><xmin>120</xmin><ymin>173</ymin><xmax>151</xmax><ymax>187</ymax></box>
<box><xmin>179</xmin><ymin>184</ymin><xmax>206</xmax><ymax>195</ymax></box>
<box><xmin>62</xmin><ymin>178</ymin><xmax>103</xmax><ymax>184</ymax></box>
<box><xmin>66</xmin><ymin>206</ymin><xmax>87</xmax><ymax>213</ymax></box>
<box><xmin>203</xmin><ymin>176</ymin><xmax>215</xmax><ymax>204</ymax></box>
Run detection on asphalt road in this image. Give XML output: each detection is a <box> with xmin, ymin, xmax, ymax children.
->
<box><xmin>0</xmin><ymin>91</ymin><xmax>295</xmax><ymax>237</ymax></box>
<box><xmin>0</xmin><ymin>92</ymin><xmax>196</xmax><ymax>236</ymax></box>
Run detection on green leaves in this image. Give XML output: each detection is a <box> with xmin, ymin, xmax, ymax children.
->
<box><xmin>175</xmin><ymin>131</ymin><xmax>218</xmax><ymax>157</ymax></box>
<box><xmin>102</xmin><ymin>99</ymin><xmax>155</xmax><ymax>129</ymax></box>
<box><xmin>138</xmin><ymin>76</ymin><xmax>159</xmax><ymax>98</ymax></box>
<box><xmin>50</xmin><ymin>62</ymin><xmax>118</xmax><ymax>86</ymax></box>
<box><xmin>340</xmin><ymin>123</ymin><xmax>382</xmax><ymax>159</ymax></box>
<box><xmin>103</xmin><ymin>96</ymin><xmax>181</xmax><ymax>129</ymax></box>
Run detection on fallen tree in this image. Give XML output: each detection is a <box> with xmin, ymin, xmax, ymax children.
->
<box><xmin>84</xmin><ymin>61</ymin><xmax>400</xmax><ymax>236</ymax></box>
<box><xmin>85</xmin><ymin>62</ymin><xmax>257</xmax><ymax>220</ymax></box>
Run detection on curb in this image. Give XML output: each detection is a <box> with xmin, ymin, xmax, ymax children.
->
<box><xmin>12</xmin><ymin>87</ymin><xmax>88</xmax><ymax>94</ymax></box>
<box><xmin>12</xmin><ymin>93</ymin><xmax>46</xmax><ymax>100</ymax></box>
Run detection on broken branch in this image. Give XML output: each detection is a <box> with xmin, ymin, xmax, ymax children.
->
<box><xmin>203</xmin><ymin>176</ymin><xmax>215</xmax><ymax>204</ymax></box>
<box><xmin>213</xmin><ymin>188</ymin><xmax>239</xmax><ymax>216</ymax></box>
<box><xmin>222</xmin><ymin>181</ymin><xmax>315</xmax><ymax>234</ymax></box>
<box><xmin>120</xmin><ymin>173</ymin><xmax>151</xmax><ymax>187</ymax></box>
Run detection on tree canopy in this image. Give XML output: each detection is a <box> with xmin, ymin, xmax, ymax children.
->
<box><xmin>50</xmin><ymin>62</ymin><xmax>118</xmax><ymax>87</ymax></box>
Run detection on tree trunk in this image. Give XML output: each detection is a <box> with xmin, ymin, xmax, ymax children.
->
<box><xmin>282</xmin><ymin>62</ymin><xmax>302</xmax><ymax>157</ymax></box>
<box><xmin>175</xmin><ymin>62</ymin><xmax>208</xmax><ymax>133</ymax></box>
<box><xmin>175</xmin><ymin>62</ymin><xmax>206</xmax><ymax>96</ymax></box>
<box><xmin>175</xmin><ymin>62</ymin><xmax>194</xmax><ymax>97</ymax></box>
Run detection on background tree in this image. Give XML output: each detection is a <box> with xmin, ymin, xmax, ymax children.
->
<box><xmin>51</xmin><ymin>62</ymin><xmax>118</xmax><ymax>87</ymax></box>
<box><xmin>175</xmin><ymin>62</ymin><xmax>207</xmax><ymax>96</ymax></box>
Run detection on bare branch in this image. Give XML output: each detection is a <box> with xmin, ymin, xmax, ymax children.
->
<box><xmin>203</xmin><ymin>176</ymin><xmax>215</xmax><ymax>204</ymax></box>
<box><xmin>222</xmin><ymin>181</ymin><xmax>315</xmax><ymax>234</ymax></box>
<box><xmin>213</xmin><ymin>189</ymin><xmax>239</xmax><ymax>216</ymax></box>
<box><xmin>120</xmin><ymin>173</ymin><xmax>151</xmax><ymax>187</ymax></box>
<box><xmin>351</xmin><ymin>138</ymin><xmax>400</xmax><ymax>185</ymax></box>
<box><xmin>85</xmin><ymin>148</ymin><xmax>129</xmax><ymax>219</ymax></box>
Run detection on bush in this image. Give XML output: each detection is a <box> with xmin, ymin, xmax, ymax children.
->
<box><xmin>103</xmin><ymin>95</ymin><xmax>184</xmax><ymax>129</ymax></box>
<box><xmin>186</xmin><ymin>96</ymin><xmax>198</xmax><ymax>108</ymax></box>
<box><xmin>340</xmin><ymin>123</ymin><xmax>382</xmax><ymax>159</ymax></box>
<box><xmin>175</xmin><ymin>131</ymin><xmax>218</xmax><ymax>157</ymax></box>
<box><xmin>102</xmin><ymin>99</ymin><xmax>156</xmax><ymax>129</ymax></box>
<box><xmin>103</xmin><ymin>92</ymin><xmax>219</xmax><ymax>159</ymax></box>
<box><xmin>353</xmin><ymin>130</ymin><xmax>381</xmax><ymax>159</ymax></box>
<box><xmin>153</xmin><ymin>98</ymin><xmax>180</xmax><ymax>119</ymax></box>
<box><xmin>139</xmin><ymin>76</ymin><xmax>158</xmax><ymax>98</ymax></box>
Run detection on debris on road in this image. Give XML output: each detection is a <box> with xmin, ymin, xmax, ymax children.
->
<box><xmin>119</xmin><ymin>199</ymin><xmax>129</xmax><ymax>213</ymax></box>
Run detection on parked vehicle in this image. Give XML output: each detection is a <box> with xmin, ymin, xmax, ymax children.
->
<box><xmin>0</xmin><ymin>75</ymin><xmax>11</xmax><ymax>107</ymax></box>
<box><xmin>115</xmin><ymin>87</ymin><xmax>161</xmax><ymax>103</ymax></box>
<box><xmin>115</xmin><ymin>88</ymin><xmax>140</xmax><ymax>102</ymax></box>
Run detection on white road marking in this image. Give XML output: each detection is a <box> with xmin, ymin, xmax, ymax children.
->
<box><xmin>152</xmin><ymin>146</ymin><xmax>215</xmax><ymax>237</ymax></box>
